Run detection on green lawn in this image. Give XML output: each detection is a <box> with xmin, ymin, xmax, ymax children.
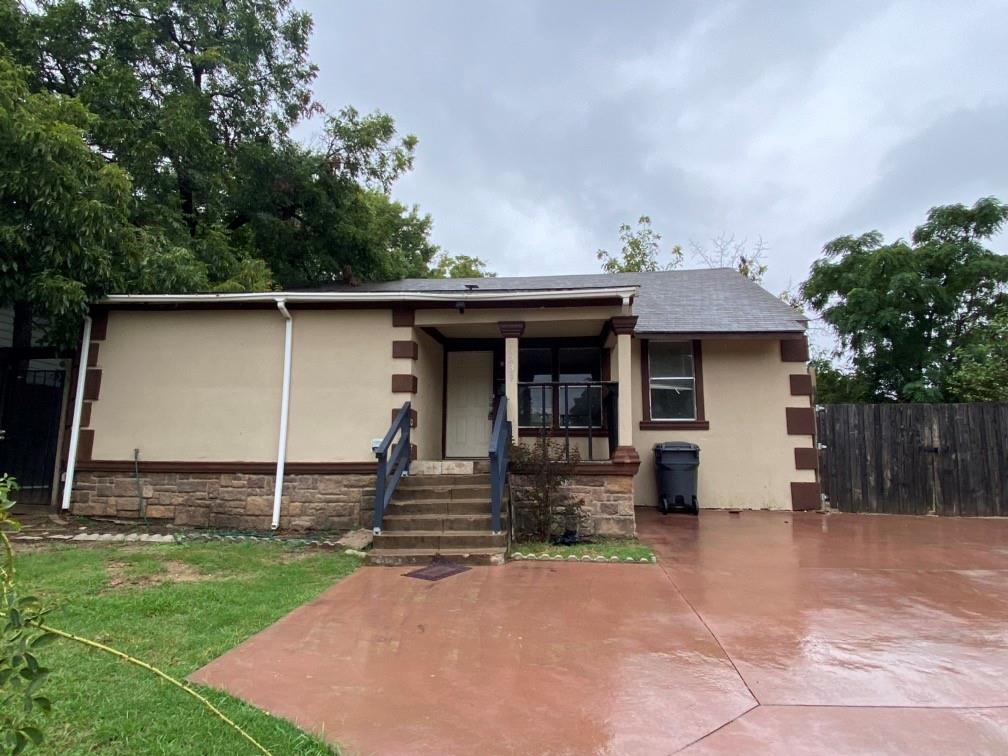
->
<box><xmin>13</xmin><ymin>541</ymin><xmax>361</xmax><ymax>755</ymax></box>
<box><xmin>511</xmin><ymin>538</ymin><xmax>655</xmax><ymax>561</ymax></box>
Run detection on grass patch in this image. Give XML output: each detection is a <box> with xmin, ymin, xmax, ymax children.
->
<box><xmin>511</xmin><ymin>538</ymin><xmax>654</xmax><ymax>561</ymax></box>
<box><xmin>14</xmin><ymin>541</ymin><xmax>361</xmax><ymax>755</ymax></box>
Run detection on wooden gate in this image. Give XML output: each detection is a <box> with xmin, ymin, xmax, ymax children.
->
<box><xmin>818</xmin><ymin>403</ymin><xmax>1008</xmax><ymax>516</ymax></box>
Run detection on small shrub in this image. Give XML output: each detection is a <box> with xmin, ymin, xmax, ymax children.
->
<box><xmin>509</xmin><ymin>435</ymin><xmax>588</xmax><ymax>542</ymax></box>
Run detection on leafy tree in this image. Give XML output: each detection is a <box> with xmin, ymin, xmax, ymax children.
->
<box><xmin>801</xmin><ymin>197</ymin><xmax>1008</xmax><ymax>402</ymax></box>
<box><xmin>947</xmin><ymin>307</ymin><xmax>1008</xmax><ymax>401</ymax></box>
<box><xmin>430</xmin><ymin>254</ymin><xmax>495</xmax><ymax>279</ymax></box>
<box><xmin>808</xmin><ymin>358</ymin><xmax>869</xmax><ymax>404</ymax></box>
<box><xmin>0</xmin><ymin>51</ymin><xmax>134</xmax><ymax>348</ymax></box>
<box><xmin>597</xmin><ymin>216</ymin><xmax>682</xmax><ymax>273</ymax></box>
<box><xmin>1</xmin><ymin>1</ymin><xmax>444</xmax><ymax>344</ymax></box>
<box><xmin>225</xmin><ymin>111</ymin><xmax>438</xmax><ymax>286</ymax></box>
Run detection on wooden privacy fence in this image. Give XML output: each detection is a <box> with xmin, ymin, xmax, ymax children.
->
<box><xmin>817</xmin><ymin>403</ymin><xmax>1008</xmax><ymax>517</ymax></box>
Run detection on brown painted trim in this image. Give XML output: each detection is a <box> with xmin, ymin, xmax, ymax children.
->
<box><xmin>392</xmin><ymin>307</ymin><xmax>415</xmax><ymax>327</ymax></box>
<box><xmin>440</xmin><ymin>349</ymin><xmax>448</xmax><ymax>459</ymax></box>
<box><xmin>601</xmin><ymin>348</ymin><xmax>611</xmax><ymax>382</ymax></box>
<box><xmin>392</xmin><ymin>340</ymin><xmax>419</xmax><ymax>359</ymax></box>
<box><xmin>80</xmin><ymin>402</ymin><xmax>92</xmax><ymax>428</ymax></box>
<box><xmin>780</xmin><ymin>338</ymin><xmax>810</xmax><ymax>362</ymax></box>
<box><xmin>90</xmin><ymin>310</ymin><xmax>108</xmax><ymax>340</ymax></box>
<box><xmin>87</xmin><ymin>342</ymin><xmax>100</xmax><ymax>367</ymax></box>
<box><xmin>786</xmin><ymin>406</ymin><xmax>815</xmax><ymax>435</ymax></box>
<box><xmin>789</xmin><ymin>373</ymin><xmax>813</xmax><ymax>395</ymax></box>
<box><xmin>693</xmin><ymin>340</ymin><xmax>706</xmax><ymax>423</ymax></box>
<box><xmin>791</xmin><ymin>481</ymin><xmax>822</xmax><ymax>511</ymax></box>
<box><xmin>639</xmin><ymin>420</ymin><xmax>711</xmax><ymax>431</ymax></box>
<box><xmin>83</xmin><ymin>369</ymin><xmax>102</xmax><ymax>401</ymax></box>
<box><xmin>76</xmin><ymin>460</ymin><xmax>379</xmax><ymax>474</ymax></box>
<box><xmin>641</xmin><ymin>339</ymin><xmax>707</xmax><ymax>426</ymax></box>
<box><xmin>410</xmin><ymin>443</ymin><xmax>418</xmax><ymax>461</ymax></box>
<box><xmin>394</xmin><ymin>407</ymin><xmax>418</xmax><ymax>428</ymax></box>
<box><xmin>421</xmin><ymin>326</ymin><xmax>447</xmax><ymax>345</ymax></box>
<box><xmin>609</xmin><ymin>315</ymin><xmax>638</xmax><ymax>335</ymax></box>
<box><xmin>391</xmin><ymin>374</ymin><xmax>418</xmax><ymax>393</ymax></box>
<box><xmin>794</xmin><ymin>447</ymin><xmax>818</xmax><ymax>470</ymax></box>
<box><xmin>76</xmin><ymin>429</ymin><xmax>94</xmax><ymax>462</ymax></box>
<box><xmin>497</xmin><ymin>321</ymin><xmax>526</xmax><ymax>338</ymax></box>
<box><xmin>639</xmin><ymin>330</ymin><xmax>806</xmax><ymax>341</ymax></box>
<box><xmin>640</xmin><ymin>340</ymin><xmax>652</xmax><ymax>423</ymax></box>
<box><xmin>571</xmin><ymin>461</ymin><xmax>640</xmax><ymax>477</ymax></box>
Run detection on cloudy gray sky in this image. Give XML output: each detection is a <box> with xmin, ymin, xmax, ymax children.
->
<box><xmin>294</xmin><ymin>0</ymin><xmax>1008</xmax><ymax>301</ymax></box>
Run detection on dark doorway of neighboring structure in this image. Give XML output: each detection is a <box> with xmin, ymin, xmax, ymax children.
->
<box><xmin>0</xmin><ymin>368</ymin><xmax>67</xmax><ymax>505</ymax></box>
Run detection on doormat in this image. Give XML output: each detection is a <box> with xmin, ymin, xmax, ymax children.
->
<box><xmin>404</xmin><ymin>561</ymin><xmax>471</xmax><ymax>581</ymax></box>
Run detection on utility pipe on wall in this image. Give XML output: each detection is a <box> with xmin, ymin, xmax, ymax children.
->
<box><xmin>61</xmin><ymin>315</ymin><xmax>93</xmax><ymax>511</ymax></box>
<box><xmin>272</xmin><ymin>299</ymin><xmax>293</xmax><ymax>530</ymax></box>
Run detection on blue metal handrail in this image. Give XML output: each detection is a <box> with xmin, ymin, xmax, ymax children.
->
<box><xmin>489</xmin><ymin>396</ymin><xmax>510</xmax><ymax>533</ymax></box>
<box><xmin>373</xmin><ymin>401</ymin><xmax>412</xmax><ymax>534</ymax></box>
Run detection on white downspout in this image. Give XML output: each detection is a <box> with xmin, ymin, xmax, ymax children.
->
<box><xmin>272</xmin><ymin>299</ymin><xmax>293</xmax><ymax>529</ymax></box>
<box><xmin>61</xmin><ymin>315</ymin><xmax>93</xmax><ymax>511</ymax></box>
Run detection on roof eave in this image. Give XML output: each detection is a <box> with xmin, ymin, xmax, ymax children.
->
<box><xmin>100</xmin><ymin>286</ymin><xmax>639</xmax><ymax>307</ymax></box>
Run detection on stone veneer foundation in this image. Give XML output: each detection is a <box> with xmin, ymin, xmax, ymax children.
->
<box><xmin>510</xmin><ymin>472</ymin><xmax>636</xmax><ymax>537</ymax></box>
<box><xmin>71</xmin><ymin>472</ymin><xmax>376</xmax><ymax>532</ymax></box>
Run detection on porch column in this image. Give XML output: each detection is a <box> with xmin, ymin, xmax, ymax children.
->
<box><xmin>498</xmin><ymin>321</ymin><xmax>525</xmax><ymax>442</ymax></box>
<box><xmin>610</xmin><ymin>316</ymin><xmax>640</xmax><ymax>465</ymax></box>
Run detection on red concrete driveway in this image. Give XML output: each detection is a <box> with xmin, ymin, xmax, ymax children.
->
<box><xmin>192</xmin><ymin>509</ymin><xmax>1008</xmax><ymax>754</ymax></box>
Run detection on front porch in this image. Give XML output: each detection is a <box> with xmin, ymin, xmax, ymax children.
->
<box><xmin>411</xmin><ymin>309</ymin><xmax>641</xmax><ymax>469</ymax></box>
<box><xmin>372</xmin><ymin>307</ymin><xmax>644</xmax><ymax>553</ymax></box>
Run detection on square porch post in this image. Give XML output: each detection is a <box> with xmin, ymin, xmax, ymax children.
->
<box><xmin>498</xmin><ymin>321</ymin><xmax>525</xmax><ymax>442</ymax></box>
<box><xmin>611</xmin><ymin>315</ymin><xmax>640</xmax><ymax>465</ymax></box>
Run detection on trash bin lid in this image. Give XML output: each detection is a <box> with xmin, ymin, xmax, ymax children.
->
<box><xmin>654</xmin><ymin>441</ymin><xmax>700</xmax><ymax>451</ymax></box>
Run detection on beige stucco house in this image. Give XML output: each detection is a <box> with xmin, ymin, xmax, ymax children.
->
<box><xmin>63</xmin><ymin>269</ymin><xmax>819</xmax><ymax>555</ymax></box>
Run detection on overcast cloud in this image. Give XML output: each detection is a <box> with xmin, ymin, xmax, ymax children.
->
<box><xmin>294</xmin><ymin>0</ymin><xmax>1008</xmax><ymax>300</ymax></box>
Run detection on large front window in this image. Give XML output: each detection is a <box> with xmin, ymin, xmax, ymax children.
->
<box><xmin>647</xmin><ymin>341</ymin><xmax>696</xmax><ymax>420</ymax></box>
<box><xmin>518</xmin><ymin>346</ymin><xmax>604</xmax><ymax>428</ymax></box>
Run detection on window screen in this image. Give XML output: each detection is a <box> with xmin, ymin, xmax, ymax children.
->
<box><xmin>648</xmin><ymin>342</ymin><xmax>696</xmax><ymax>420</ymax></box>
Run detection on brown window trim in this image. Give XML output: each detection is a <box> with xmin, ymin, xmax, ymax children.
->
<box><xmin>640</xmin><ymin>339</ymin><xmax>709</xmax><ymax>431</ymax></box>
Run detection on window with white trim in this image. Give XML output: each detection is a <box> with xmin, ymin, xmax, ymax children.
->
<box><xmin>647</xmin><ymin>341</ymin><xmax>696</xmax><ymax>420</ymax></box>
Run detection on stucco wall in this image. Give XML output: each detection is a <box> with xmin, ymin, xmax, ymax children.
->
<box><xmin>412</xmin><ymin>328</ymin><xmax>444</xmax><ymax>459</ymax></box>
<box><xmin>90</xmin><ymin>308</ymin><xmax>408</xmax><ymax>463</ymax></box>
<box><xmin>90</xmin><ymin>311</ymin><xmax>285</xmax><ymax>461</ymax></box>
<box><xmin>631</xmin><ymin>338</ymin><xmax>815</xmax><ymax>510</ymax></box>
<box><xmin>286</xmin><ymin>309</ymin><xmax>409</xmax><ymax>461</ymax></box>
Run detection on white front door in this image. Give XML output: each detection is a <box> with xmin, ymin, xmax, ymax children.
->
<box><xmin>445</xmin><ymin>351</ymin><xmax>493</xmax><ymax>457</ymax></box>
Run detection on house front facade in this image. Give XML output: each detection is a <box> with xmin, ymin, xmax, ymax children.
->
<box><xmin>64</xmin><ymin>269</ymin><xmax>819</xmax><ymax>539</ymax></box>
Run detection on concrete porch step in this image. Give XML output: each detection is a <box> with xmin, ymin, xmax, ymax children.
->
<box><xmin>372</xmin><ymin>530</ymin><xmax>507</xmax><ymax>550</ymax></box>
<box><xmin>393</xmin><ymin>484</ymin><xmax>491</xmax><ymax>501</ymax></box>
<box><xmin>383</xmin><ymin>513</ymin><xmax>504</xmax><ymax>531</ymax></box>
<box><xmin>388</xmin><ymin>499</ymin><xmax>492</xmax><ymax>516</ymax></box>
<box><xmin>399</xmin><ymin>473</ymin><xmax>491</xmax><ymax>488</ymax></box>
<box><xmin>366</xmin><ymin>547</ymin><xmax>506</xmax><ymax>567</ymax></box>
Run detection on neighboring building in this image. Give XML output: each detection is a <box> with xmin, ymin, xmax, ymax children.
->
<box><xmin>65</xmin><ymin>269</ymin><xmax>819</xmax><ymax>543</ymax></box>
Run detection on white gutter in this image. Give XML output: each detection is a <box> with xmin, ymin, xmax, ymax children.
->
<box><xmin>61</xmin><ymin>315</ymin><xmax>92</xmax><ymax>511</ymax></box>
<box><xmin>272</xmin><ymin>299</ymin><xmax>293</xmax><ymax>530</ymax></box>
<box><xmin>100</xmin><ymin>287</ymin><xmax>638</xmax><ymax>306</ymax></box>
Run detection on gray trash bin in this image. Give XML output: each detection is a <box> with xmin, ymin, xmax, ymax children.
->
<box><xmin>653</xmin><ymin>442</ymin><xmax>700</xmax><ymax>515</ymax></box>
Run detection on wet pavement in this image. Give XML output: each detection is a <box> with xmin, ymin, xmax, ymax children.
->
<box><xmin>192</xmin><ymin>508</ymin><xmax>1008</xmax><ymax>754</ymax></box>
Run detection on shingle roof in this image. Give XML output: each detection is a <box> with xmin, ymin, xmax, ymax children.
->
<box><xmin>302</xmin><ymin>268</ymin><xmax>806</xmax><ymax>334</ymax></box>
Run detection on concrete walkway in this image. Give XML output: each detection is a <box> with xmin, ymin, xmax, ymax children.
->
<box><xmin>192</xmin><ymin>509</ymin><xmax>1008</xmax><ymax>754</ymax></box>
